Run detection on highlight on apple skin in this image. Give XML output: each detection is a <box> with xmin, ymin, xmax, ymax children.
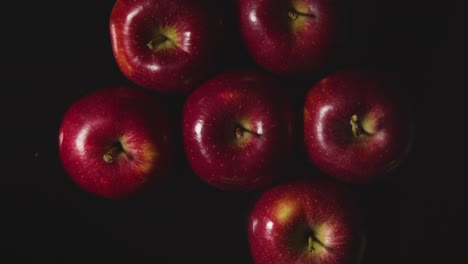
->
<box><xmin>109</xmin><ymin>0</ymin><xmax>224</xmax><ymax>94</ymax></box>
<box><xmin>58</xmin><ymin>86</ymin><xmax>173</xmax><ymax>200</ymax></box>
<box><xmin>304</xmin><ymin>69</ymin><xmax>416</xmax><ymax>184</ymax></box>
<box><xmin>182</xmin><ymin>70</ymin><xmax>296</xmax><ymax>191</ymax></box>
<box><xmin>248</xmin><ymin>177</ymin><xmax>367</xmax><ymax>264</ymax></box>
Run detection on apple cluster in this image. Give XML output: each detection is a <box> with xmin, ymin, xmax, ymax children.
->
<box><xmin>58</xmin><ymin>0</ymin><xmax>416</xmax><ymax>263</ymax></box>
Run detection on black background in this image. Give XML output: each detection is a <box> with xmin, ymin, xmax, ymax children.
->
<box><xmin>2</xmin><ymin>0</ymin><xmax>467</xmax><ymax>263</ymax></box>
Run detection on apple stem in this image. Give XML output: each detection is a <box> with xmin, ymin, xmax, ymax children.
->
<box><xmin>148</xmin><ymin>33</ymin><xmax>166</xmax><ymax>48</ymax></box>
<box><xmin>103</xmin><ymin>144</ymin><xmax>124</xmax><ymax>163</ymax></box>
<box><xmin>288</xmin><ymin>9</ymin><xmax>316</xmax><ymax>21</ymax></box>
<box><xmin>235</xmin><ymin>126</ymin><xmax>261</xmax><ymax>139</ymax></box>
<box><xmin>308</xmin><ymin>236</ymin><xmax>315</xmax><ymax>252</ymax></box>
<box><xmin>147</xmin><ymin>33</ymin><xmax>177</xmax><ymax>52</ymax></box>
<box><xmin>350</xmin><ymin>114</ymin><xmax>362</xmax><ymax>137</ymax></box>
<box><xmin>235</xmin><ymin>127</ymin><xmax>243</xmax><ymax>139</ymax></box>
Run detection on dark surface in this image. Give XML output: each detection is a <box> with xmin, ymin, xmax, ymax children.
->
<box><xmin>3</xmin><ymin>0</ymin><xmax>467</xmax><ymax>263</ymax></box>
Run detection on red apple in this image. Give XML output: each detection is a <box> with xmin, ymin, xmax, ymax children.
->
<box><xmin>182</xmin><ymin>70</ymin><xmax>295</xmax><ymax>191</ymax></box>
<box><xmin>304</xmin><ymin>69</ymin><xmax>415</xmax><ymax>184</ymax></box>
<box><xmin>237</xmin><ymin>0</ymin><xmax>345</xmax><ymax>77</ymax></box>
<box><xmin>109</xmin><ymin>0</ymin><xmax>223</xmax><ymax>94</ymax></box>
<box><xmin>58</xmin><ymin>87</ymin><xmax>172</xmax><ymax>200</ymax></box>
<box><xmin>248</xmin><ymin>178</ymin><xmax>367</xmax><ymax>264</ymax></box>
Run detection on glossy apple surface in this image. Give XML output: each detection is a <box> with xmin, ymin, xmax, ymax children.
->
<box><xmin>182</xmin><ymin>70</ymin><xmax>295</xmax><ymax>191</ymax></box>
<box><xmin>58</xmin><ymin>87</ymin><xmax>172</xmax><ymax>200</ymax></box>
<box><xmin>248</xmin><ymin>178</ymin><xmax>366</xmax><ymax>264</ymax></box>
<box><xmin>237</xmin><ymin>0</ymin><xmax>345</xmax><ymax>77</ymax></box>
<box><xmin>109</xmin><ymin>0</ymin><xmax>223</xmax><ymax>94</ymax></box>
<box><xmin>304</xmin><ymin>69</ymin><xmax>415</xmax><ymax>184</ymax></box>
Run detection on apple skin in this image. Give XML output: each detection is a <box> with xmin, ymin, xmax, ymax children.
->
<box><xmin>58</xmin><ymin>87</ymin><xmax>172</xmax><ymax>200</ymax></box>
<box><xmin>182</xmin><ymin>70</ymin><xmax>295</xmax><ymax>191</ymax></box>
<box><xmin>109</xmin><ymin>0</ymin><xmax>223</xmax><ymax>94</ymax></box>
<box><xmin>248</xmin><ymin>178</ymin><xmax>367</xmax><ymax>264</ymax></box>
<box><xmin>304</xmin><ymin>69</ymin><xmax>415</xmax><ymax>184</ymax></box>
<box><xmin>237</xmin><ymin>0</ymin><xmax>345</xmax><ymax>77</ymax></box>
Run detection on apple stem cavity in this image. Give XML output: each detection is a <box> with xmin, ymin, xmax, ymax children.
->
<box><xmin>235</xmin><ymin>126</ymin><xmax>261</xmax><ymax>139</ymax></box>
<box><xmin>103</xmin><ymin>142</ymin><xmax>125</xmax><ymax>163</ymax></box>
<box><xmin>350</xmin><ymin>114</ymin><xmax>375</xmax><ymax>137</ymax></box>
<box><xmin>307</xmin><ymin>233</ymin><xmax>329</xmax><ymax>253</ymax></box>
<box><xmin>288</xmin><ymin>9</ymin><xmax>316</xmax><ymax>21</ymax></box>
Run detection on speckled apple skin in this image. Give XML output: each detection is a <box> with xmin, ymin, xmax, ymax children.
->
<box><xmin>58</xmin><ymin>87</ymin><xmax>172</xmax><ymax>200</ymax></box>
<box><xmin>237</xmin><ymin>0</ymin><xmax>343</xmax><ymax>77</ymax></box>
<box><xmin>110</xmin><ymin>0</ymin><xmax>223</xmax><ymax>94</ymax></box>
<box><xmin>304</xmin><ymin>69</ymin><xmax>415</xmax><ymax>184</ymax></box>
<box><xmin>182</xmin><ymin>70</ymin><xmax>295</xmax><ymax>191</ymax></box>
<box><xmin>248</xmin><ymin>178</ymin><xmax>366</xmax><ymax>264</ymax></box>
